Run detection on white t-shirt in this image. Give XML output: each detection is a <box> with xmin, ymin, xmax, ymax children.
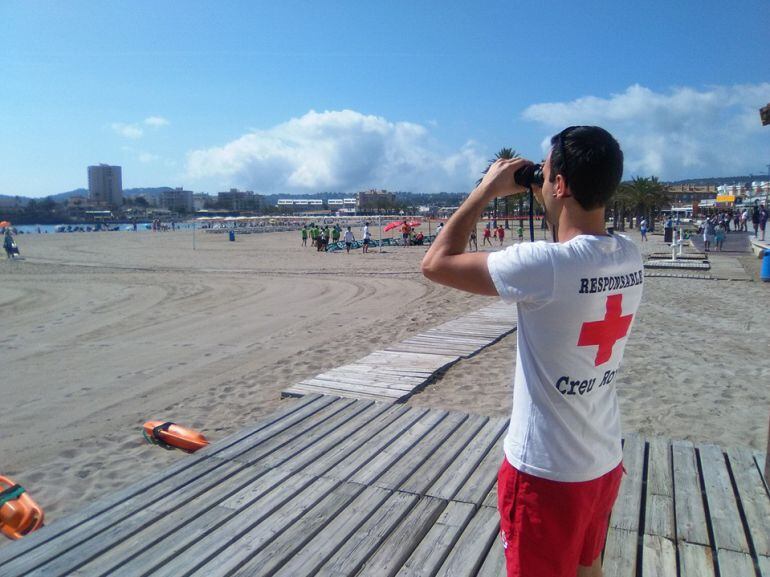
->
<box><xmin>487</xmin><ymin>234</ymin><xmax>643</xmax><ymax>482</ymax></box>
<box><xmin>344</xmin><ymin>230</ymin><xmax>355</xmax><ymax>242</ymax></box>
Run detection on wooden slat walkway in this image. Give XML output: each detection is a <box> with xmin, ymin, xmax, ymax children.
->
<box><xmin>644</xmin><ymin>260</ymin><xmax>711</xmax><ymax>270</ymax></box>
<box><xmin>282</xmin><ymin>302</ymin><xmax>517</xmax><ymax>402</ymax></box>
<box><xmin>2</xmin><ymin>395</ymin><xmax>768</xmax><ymax>577</ymax></box>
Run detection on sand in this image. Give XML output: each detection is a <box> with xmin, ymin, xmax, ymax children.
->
<box><xmin>1</xmin><ymin>224</ymin><xmax>768</xmax><ymax>532</ymax></box>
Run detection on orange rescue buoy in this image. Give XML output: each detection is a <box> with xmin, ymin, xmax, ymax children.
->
<box><xmin>0</xmin><ymin>476</ymin><xmax>45</xmax><ymax>540</ymax></box>
<box><xmin>142</xmin><ymin>421</ymin><xmax>209</xmax><ymax>453</ymax></box>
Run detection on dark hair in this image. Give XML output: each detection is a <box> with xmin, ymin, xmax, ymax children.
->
<box><xmin>548</xmin><ymin>126</ymin><xmax>623</xmax><ymax>210</ymax></box>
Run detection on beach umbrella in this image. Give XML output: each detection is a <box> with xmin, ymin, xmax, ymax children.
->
<box><xmin>0</xmin><ymin>221</ymin><xmax>10</xmax><ymax>228</ymax></box>
<box><xmin>383</xmin><ymin>220</ymin><xmax>402</xmax><ymax>232</ymax></box>
<box><xmin>406</xmin><ymin>220</ymin><xmax>421</xmax><ymax>228</ymax></box>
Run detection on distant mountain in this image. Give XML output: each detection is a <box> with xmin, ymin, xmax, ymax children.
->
<box><xmin>666</xmin><ymin>175</ymin><xmax>769</xmax><ymax>186</ymax></box>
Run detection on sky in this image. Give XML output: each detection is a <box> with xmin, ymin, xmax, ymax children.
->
<box><xmin>1</xmin><ymin>0</ymin><xmax>769</xmax><ymax>198</ymax></box>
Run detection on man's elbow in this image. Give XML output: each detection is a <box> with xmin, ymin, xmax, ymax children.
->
<box><xmin>421</xmin><ymin>255</ymin><xmax>440</xmax><ymax>282</ymax></box>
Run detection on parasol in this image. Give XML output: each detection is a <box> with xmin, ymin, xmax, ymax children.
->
<box><xmin>383</xmin><ymin>220</ymin><xmax>402</xmax><ymax>232</ymax></box>
<box><xmin>0</xmin><ymin>221</ymin><xmax>11</xmax><ymax>228</ymax></box>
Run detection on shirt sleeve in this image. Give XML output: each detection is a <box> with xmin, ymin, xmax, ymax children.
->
<box><xmin>487</xmin><ymin>242</ymin><xmax>555</xmax><ymax>307</ymax></box>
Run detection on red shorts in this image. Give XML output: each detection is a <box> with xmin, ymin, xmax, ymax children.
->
<box><xmin>497</xmin><ymin>458</ymin><xmax>623</xmax><ymax>577</ymax></box>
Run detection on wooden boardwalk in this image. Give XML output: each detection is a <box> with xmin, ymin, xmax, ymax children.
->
<box><xmin>2</xmin><ymin>395</ymin><xmax>768</xmax><ymax>577</ymax></box>
<box><xmin>282</xmin><ymin>303</ymin><xmax>518</xmax><ymax>402</ymax></box>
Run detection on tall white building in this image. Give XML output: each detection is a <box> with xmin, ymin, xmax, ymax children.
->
<box><xmin>88</xmin><ymin>164</ymin><xmax>123</xmax><ymax>207</ymax></box>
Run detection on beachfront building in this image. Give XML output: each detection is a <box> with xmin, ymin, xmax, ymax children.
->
<box><xmin>88</xmin><ymin>164</ymin><xmax>123</xmax><ymax>208</ymax></box>
<box><xmin>357</xmin><ymin>189</ymin><xmax>397</xmax><ymax>212</ymax></box>
<box><xmin>217</xmin><ymin>188</ymin><xmax>264</xmax><ymax>211</ymax></box>
<box><xmin>160</xmin><ymin>188</ymin><xmax>194</xmax><ymax>213</ymax></box>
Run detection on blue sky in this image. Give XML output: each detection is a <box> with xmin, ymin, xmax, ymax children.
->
<box><xmin>2</xmin><ymin>0</ymin><xmax>769</xmax><ymax>198</ymax></box>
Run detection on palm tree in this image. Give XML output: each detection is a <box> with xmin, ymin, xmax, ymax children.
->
<box><xmin>478</xmin><ymin>148</ymin><xmax>518</xmax><ymax>228</ymax></box>
<box><xmin>620</xmin><ymin>176</ymin><xmax>670</xmax><ymax>231</ymax></box>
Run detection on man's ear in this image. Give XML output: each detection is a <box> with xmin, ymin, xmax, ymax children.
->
<box><xmin>554</xmin><ymin>174</ymin><xmax>572</xmax><ymax>198</ymax></box>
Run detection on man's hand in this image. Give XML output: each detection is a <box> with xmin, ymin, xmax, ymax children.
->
<box><xmin>477</xmin><ymin>158</ymin><xmax>532</xmax><ymax>200</ymax></box>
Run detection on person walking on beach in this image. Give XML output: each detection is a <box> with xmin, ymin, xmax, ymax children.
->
<box><xmin>361</xmin><ymin>222</ymin><xmax>371</xmax><ymax>253</ymax></box>
<box><xmin>760</xmin><ymin>205</ymin><xmax>768</xmax><ymax>241</ymax></box>
<box><xmin>482</xmin><ymin>224</ymin><xmax>493</xmax><ymax>246</ymax></box>
<box><xmin>497</xmin><ymin>225</ymin><xmax>505</xmax><ymax>246</ymax></box>
<box><xmin>3</xmin><ymin>228</ymin><xmax>16</xmax><ymax>259</ymax></box>
<box><xmin>301</xmin><ymin>225</ymin><xmax>308</xmax><ymax>247</ymax></box>
<box><xmin>703</xmin><ymin>217</ymin><xmax>716</xmax><ymax>252</ymax></box>
<box><xmin>639</xmin><ymin>217</ymin><xmax>648</xmax><ymax>242</ymax></box>
<box><xmin>752</xmin><ymin>206</ymin><xmax>760</xmax><ymax>237</ymax></box>
<box><xmin>517</xmin><ymin>222</ymin><xmax>524</xmax><ymax>243</ymax></box>
<box><xmin>422</xmin><ymin>126</ymin><xmax>642</xmax><ymax>577</ymax></box>
<box><xmin>343</xmin><ymin>226</ymin><xmax>355</xmax><ymax>253</ymax></box>
<box><xmin>714</xmin><ymin>220</ymin><xmax>726</xmax><ymax>251</ymax></box>
<box><xmin>469</xmin><ymin>227</ymin><xmax>478</xmax><ymax>251</ymax></box>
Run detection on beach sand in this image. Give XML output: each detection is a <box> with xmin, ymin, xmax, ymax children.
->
<box><xmin>1</xmin><ymin>224</ymin><xmax>768</xmax><ymax>531</ymax></box>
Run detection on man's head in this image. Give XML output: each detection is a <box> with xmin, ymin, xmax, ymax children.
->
<box><xmin>545</xmin><ymin>126</ymin><xmax>623</xmax><ymax>211</ymax></box>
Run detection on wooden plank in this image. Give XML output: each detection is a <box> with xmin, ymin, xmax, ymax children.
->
<box><xmin>426</xmin><ymin>418</ymin><xmax>507</xmax><ymax>501</ymax></box>
<box><xmin>727</xmin><ymin>447</ymin><xmax>770</xmax><ymax>557</ymax></box>
<box><xmin>602</xmin><ymin>527</ymin><xmax>637</xmax><ymax>577</ymax></box>
<box><xmin>356</xmin><ymin>496</ymin><xmax>447</xmax><ymax>577</ymax></box>
<box><xmin>641</xmin><ymin>534</ymin><xmax>677</xmax><ymax>577</ymax></box>
<box><xmin>221</xmin><ymin>397</ymin><xmax>361</xmax><ymax>465</ymax></box>
<box><xmin>399</xmin><ymin>415</ymin><xmax>487</xmax><ymax>496</ymax></box>
<box><xmin>678</xmin><ymin>542</ymin><xmax>716</xmax><ymax>577</ymax></box>
<box><xmin>166</xmin><ymin>478</ymin><xmax>360</xmax><ymax>577</ymax></box>
<box><xmin>299</xmin><ymin>406</ymin><xmax>416</xmax><ymax>478</ymax></box>
<box><xmin>672</xmin><ymin>440</ymin><xmax>711</xmax><ymax>546</ymax></box>
<box><xmin>350</xmin><ymin>410</ymin><xmax>449</xmax><ymax>485</ymax></box>
<box><xmin>435</xmin><ymin>506</ymin><xmax>500</xmax><ymax>577</ymax></box>
<box><xmin>309</xmin><ymin>407</ymin><xmax>431</xmax><ymax>481</ymax></box>
<box><xmin>372</xmin><ymin>411</ymin><xmax>467</xmax><ymax>491</ymax></box>
<box><xmin>698</xmin><ymin>443</ymin><xmax>749</xmax><ymax>553</ymax></box>
<box><xmin>645</xmin><ymin>437</ymin><xmax>675</xmax><ymax>540</ymax></box>
<box><xmin>609</xmin><ymin>433</ymin><xmax>645</xmax><ymax>531</ymax></box>
<box><xmin>298</xmin><ymin>379</ymin><xmax>408</xmax><ymax>398</ymax></box>
<box><xmin>395</xmin><ymin>501</ymin><xmax>476</xmax><ymax>577</ymax></box>
<box><xmin>0</xmin><ymin>457</ymin><xmax>242</xmax><ymax>577</ymax></box>
<box><xmin>476</xmin><ymin>540</ymin><xmax>506</xmax><ymax>577</ymax></box>
<box><xmin>314</xmin><ymin>491</ymin><xmax>418</xmax><ymax>577</ymax></box>
<box><xmin>269</xmin><ymin>486</ymin><xmax>394</xmax><ymax>577</ymax></box>
<box><xmin>0</xmin><ymin>394</ymin><xmax>331</xmax><ymax>570</ymax></box>
<box><xmin>67</xmin><ymin>462</ymin><xmax>285</xmax><ymax>577</ymax></box>
<box><xmin>92</xmin><ymin>469</ymin><xmax>321</xmax><ymax>577</ymax></box>
<box><xmin>715</xmin><ymin>548</ymin><xmax>757</xmax><ymax>576</ymax></box>
<box><xmin>283</xmin><ymin>383</ymin><xmax>401</xmax><ymax>402</ymax></box>
<box><xmin>268</xmin><ymin>401</ymin><xmax>395</xmax><ymax>475</ymax></box>
<box><xmin>234</xmin><ymin>399</ymin><xmax>379</xmax><ymax>469</ymax></box>
<box><xmin>452</xmin><ymin>426</ymin><xmax>505</xmax><ymax>506</ymax></box>
<box><xmin>482</xmin><ymin>481</ymin><xmax>498</xmax><ymax>509</ymax></box>
<box><xmin>309</xmin><ymin>372</ymin><xmax>418</xmax><ymax>391</ymax></box>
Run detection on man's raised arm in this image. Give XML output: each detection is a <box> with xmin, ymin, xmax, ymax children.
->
<box><xmin>421</xmin><ymin>157</ymin><xmax>531</xmax><ymax>295</ymax></box>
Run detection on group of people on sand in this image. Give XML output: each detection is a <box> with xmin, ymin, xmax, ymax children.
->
<box><xmin>302</xmin><ymin>223</ymin><xmax>341</xmax><ymax>251</ymax></box>
<box><xmin>468</xmin><ymin>222</ymin><xmax>524</xmax><ymax>252</ymax></box>
<box><xmin>301</xmin><ymin>222</ymin><xmax>373</xmax><ymax>254</ymax></box>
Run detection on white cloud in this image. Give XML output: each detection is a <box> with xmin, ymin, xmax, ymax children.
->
<box><xmin>111</xmin><ymin>122</ymin><xmax>143</xmax><ymax>139</ymax></box>
<box><xmin>138</xmin><ymin>152</ymin><xmax>160</xmax><ymax>163</ymax></box>
<box><xmin>185</xmin><ymin>109</ymin><xmax>486</xmax><ymax>193</ymax></box>
<box><xmin>523</xmin><ymin>83</ymin><xmax>770</xmax><ymax>180</ymax></box>
<box><xmin>144</xmin><ymin>116</ymin><xmax>170</xmax><ymax>127</ymax></box>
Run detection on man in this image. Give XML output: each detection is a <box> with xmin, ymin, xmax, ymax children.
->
<box><xmin>400</xmin><ymin>220</ymin><xmax>411</xmax><ymax>246</ymax></box>
<box><xmin>422</xmin><ymin>126</ymin><xmax>642</xmax><ymax>577</ymax></box>
<box><xmin>760</xmin><ymin>204</ymin><xmax>767</xmax><ymax>241</ymax></box>
<box><xmin>362</xmin><ymin>222</ymin><xmax>371</xmax><ymax>253</ymax></box>
<box><xmin>343</xmin><ymin>226</ymin><xmax>355</xmax><ymax>253</ymax></box>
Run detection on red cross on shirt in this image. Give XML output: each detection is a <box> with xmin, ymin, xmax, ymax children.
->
<box><xmin>577</xmin><ymin>294</ymin><xmax>633</xmax><ymax>366</ymax></box>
